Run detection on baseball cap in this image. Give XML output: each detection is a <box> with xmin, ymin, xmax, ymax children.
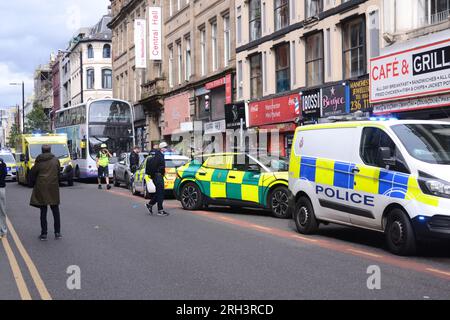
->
<box><xmin>159</xmin><ymin>142</ymin><xmax>168</xmax><ymax>149</ymax></box>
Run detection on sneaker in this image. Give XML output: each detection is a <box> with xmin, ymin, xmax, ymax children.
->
<box><xmin>146</xmin><ymin>203</ymin><xmax>153</xmax><ymax>215</ymax></box>
<box><xmin>39</xmin><ymin>234</ymin><xmax>48</xmax><ymax>241</ymax></box>
<box><xmin>107</xmin><ymin>184</ymin><xmax>111</xmax><ymax>190</ymax></box>
<box><xmin>55</xmin><ymin>233</ymin><xmax>62</xmax><ymax>240</ymax></box>
<box><xmin>98</xmin><ymin>185</ymin><xmax>102</xmax><ymax>189</ymax></box>
<box><xmin>157</xmin><ymin>210</ymin><xmax>169</xmax><ymax>217</ymax></box>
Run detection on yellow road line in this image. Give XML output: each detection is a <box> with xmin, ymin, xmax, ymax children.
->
<box><xmin>6</xmin><ymin>218</ymin><xmax>52</xmax><ymax>300</ymax></box>
<box><xmin>1</xmin><ymin>237</ymin><xmax>32</xmax><ymax>300</ymax></box>
<box><xmin>426</xmin><ymin>268</ymin><xmax>450</xmax><ymax>278</ymax></box>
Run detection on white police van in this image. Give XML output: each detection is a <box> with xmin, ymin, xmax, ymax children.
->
<box><xmin>288</xmin><ymin>119</ymin><xmax>450</xmax><ymax>255</ymax></box>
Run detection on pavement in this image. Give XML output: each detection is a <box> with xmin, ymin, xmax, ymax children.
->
<box><xmin>0</xmin><ymin>181</ymin><xmax>449</xmax><ymax>300</ymax></box>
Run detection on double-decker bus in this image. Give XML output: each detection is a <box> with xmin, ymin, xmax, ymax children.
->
<box><xmin>55</xmin><ymin>99</ymin><xmax>135</xmax><ymax>179</ymax></box>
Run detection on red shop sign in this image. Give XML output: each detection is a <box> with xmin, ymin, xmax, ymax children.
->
<box><xmin>205</xmin><ymin>77</ymin><xmax>226</xmax><ymax>90</ymax></box>
<box><xmin>248</xmin><ymin>93</ymin><xmax>300</xmax><ymax>127</ymax></box>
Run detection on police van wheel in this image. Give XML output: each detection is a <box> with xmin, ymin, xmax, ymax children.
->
<box><xmin>385</xmin><ymin>209</ymin><xmax>416</xmax><ymax>256</ymax></box>
<box><xmin>294</xmin><ymin>196</ymin><xmax>319</xmax><ymax>234</ymax></box>
<box><xmin>269</xmin><ymin>187</ymin><xmax>292</xmax><ymax>219</ymax></box>
<box><xmin>180</xmin><ymin>182</ymin><xmax>203</xmax><ymax>210</ymax></box>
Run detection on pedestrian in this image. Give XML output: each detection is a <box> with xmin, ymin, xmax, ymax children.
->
<box><xmin>29</xmin><ymin>145</ymin><xmax>62</xmax><ymax>241</ymax></box>
<box><xmin>129</xmin><ymin>146</ymin><xmax>140</xmax><ymax>174</ymax></box>
<box><xmin>0</xmin><ymin>157</ymin><xmax>7</xmax><ymax>238</ymax></box>
<box><xmin>97</xmin><ymin>143</ymin><xmax>112</xmax><ymax>190</ymax></box>
<box><xmin>145</xmin><ymin>142</ymin><xmax>168</xmax><ymax>216</ymax></box>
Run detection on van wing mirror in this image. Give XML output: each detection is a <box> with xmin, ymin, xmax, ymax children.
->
<box><xmin>378</xmin><ymin>147</ymin><xmax>396</xmax><ymax>166</ymax></box>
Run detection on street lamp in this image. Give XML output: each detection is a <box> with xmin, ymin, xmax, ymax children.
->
<box><xmin>9</xmin><ymin>81</ymin><xmax>25</xmax><ymax>134</ymax></box>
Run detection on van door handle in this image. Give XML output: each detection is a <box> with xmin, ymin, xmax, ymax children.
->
<box><xmin>229</xmin><ymin>175</ymin><xmax>236</xmax><ymax>179</ymax></box>
<box><xmin>198</xmin><ymin>172</ymin><xmax>206</xmax><ymax>176</ymax></box>
<box><xmin>351</xmin><ymin>168</ymin><xmax>360</xmax><ymax>173</ymax></box>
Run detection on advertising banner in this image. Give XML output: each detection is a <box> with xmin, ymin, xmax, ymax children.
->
<box><xmin>148</xmin><ymin>7</ymin><xmax>162</xmax><ymax>60</ymax></box>
<box><xmin>370</xmin><ymin>37</ymin><xmax>450</xmax><ymax>103</ymax></box>
<box><xmin>321</xmin><ymin>84</ymin><xmax>348</xmax><ymax>117</ymax></box>
<box><xmin>350</xmin><ymin>76</ymin><xmax>371</xmax><ymax>112</ymax></box>
<box><xmin>134</xmin><ymin>19</ymin><xmax>147</xmax><ymax>68</ymax></box>
<box><xmin>225</xmin><ymin>102</ymin><xmax>246</xmax><ymax>130</ymax></box>
<box><xmin>301</xmin><ymin>89</ymin><xmax>322</xmax><ymax>119</ymax></box>
<box><xmin>248</xmin><ymin>94</ymin><xmax>300</xmax><ymax>127</ymax></box>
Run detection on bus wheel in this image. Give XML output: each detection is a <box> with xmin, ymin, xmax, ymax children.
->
<box><xmin>385</xmin><ymin>208</ymin><xmax>416</xmax><ymax>256</ymax></box>
<box><xmin>294</xmin><ymin>196</ymin><xmax>319</xmax><ymax>234</ymax></box>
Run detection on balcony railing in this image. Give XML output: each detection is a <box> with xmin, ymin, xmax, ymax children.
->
<box><xmin>419</xmin><ymin>9</ymin><xmax>450</xmax><ymax>28</ymax></box>
<box><xmin>141</xmin><ymin>78</ymin><xmax>166</xmax><ymax>101</ymax></box>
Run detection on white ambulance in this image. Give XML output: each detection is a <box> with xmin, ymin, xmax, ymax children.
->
<box><xmin>288</xmin><ymin>119</ymin><xmax>450</xmax><ymax>255</ymax></box>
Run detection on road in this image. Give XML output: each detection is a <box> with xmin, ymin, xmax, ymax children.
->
<box><xmin>1</xmin><ymin>181</ymin><xmax>449</xmax><ymax>300</ymax></box>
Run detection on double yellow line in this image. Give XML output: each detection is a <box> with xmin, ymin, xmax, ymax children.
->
<box><xmin>1</xmin><ymin>217</ymin><xmax>52</xmax><ymax>300</ymax></box>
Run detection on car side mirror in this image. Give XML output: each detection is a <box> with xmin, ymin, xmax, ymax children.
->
<box><xmin>378</xmin><ymin>147</ymin><xmax>396</xmax><ymax>167</ymax></box>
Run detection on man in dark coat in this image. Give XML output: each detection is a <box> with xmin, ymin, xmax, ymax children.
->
<box><xmin>129</xmin><ymin>146</ymin><xmax>140</xmax><ymax>174</ymax></box>
<box><xmin>30</xmin><ymin>144</ymin><xmax>62</xmax><ymax>241</ymax></box>
<box><xmin>145</xmin><ymin>142</ymin><xmax>167</xmax><ymax>216</ymax></box>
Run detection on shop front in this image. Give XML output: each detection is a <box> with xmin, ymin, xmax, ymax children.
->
<box><xmin>248</xmin><ymin>93</ymin><xmax>300</xmax><ymax>157</ymax></box>
<box><xmin>370</xmin><ymin>29</ymin><xmax>450</xmax><ymax>119</ymax></box>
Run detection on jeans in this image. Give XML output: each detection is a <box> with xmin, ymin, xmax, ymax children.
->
<box><xmin>40</xmin><ymin>205</ymin><xmax>61</xmax><ymax>235</ymax></box>
<box><xmin>149</xmin><ymin>173</ymin><xmax>164</xmax><ymax>211</ymax></box>
<box><xmin>0</xmin><ymin>188</ymin><xmax>6</xmax><ymax>236</ymax></box>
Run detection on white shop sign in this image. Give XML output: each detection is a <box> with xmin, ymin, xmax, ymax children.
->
<box><xmin>373</xmin><ymin>93</ymin><xmax>450</xmax><ymax>114</ymax></box>
<box><xmin>370</xmin><ymin>37</ymin><xmax>450</xmax><ymax>103</ymax></box>
<box><xmin>204</xmin><ymin>120</ymin><xmax>226</xmax><ymax>134</ymax></box>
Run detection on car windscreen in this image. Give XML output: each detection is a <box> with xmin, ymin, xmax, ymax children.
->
<box><xmin>0</xmin><ymin>154</ymin><xmax>15</xmax><ymax>164</ymax></box>
<box><xmin>391</xmin><ymin>124</ymin><xmax>450</xmax><ymax>165</ymax></box>
<box><xmin>29</xmin><ymin>144</ymin><xmax>70</xmax><ymax>159</ymax></box>
<box><xmin>165</xmin><ymin>159</ymin><xmax>188</xmax><ymax>168</ymax></box>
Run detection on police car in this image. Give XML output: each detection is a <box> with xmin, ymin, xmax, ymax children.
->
<box><xmin>0</xmin><ymin>151</ymin><xmax>17</xmax><ymax>181</ymax></box>
<box><xmin>289</xmin><ymin>119</ymin><xmax>450</xmax><ymax>255</ymax></box>
<box><xmin>131</xmin><ymin>153</ymin><xmax>189</xmax><ymax>198</ymax></box>
<box><xmin>174</xmin><ymin>153</ymin><xmax>292</xmax><ymax>218</ymax></box>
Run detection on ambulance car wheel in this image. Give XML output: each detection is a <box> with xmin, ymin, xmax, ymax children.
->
<box><xmin>113</xmin><ymin>172</ymin><xmax>120</xmax><ymax>187</ymax></box>
<box><xmin>131</xmin><ymin>181</ymin><xmax>139</xmax><ymax>196</ymax></box>
<box><xmin>294</xmin><ymin>196</ymin><xmax>319</xmax><ymax>234</ymax></box>
<box><xmin>180</xmin><ymin>182</ymin><xmax>203</xmax><ymax>210</ymax></box>
<box><xmin>385</xmin><ymin>208</ymin><xmax>416</xmax><ymax>256</ymax></box>
<box><xmin>269</xmin><ymin>186</ymin><xmax>292</xmax><ymax>219</ymax></box>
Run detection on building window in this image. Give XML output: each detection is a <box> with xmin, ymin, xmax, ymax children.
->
<box><xmin>343</xmin><ymin>17</ymin><xmax>366</xmax><ymax>79</ymax></box>
<box><xmin>185</xmin><ymin>38</ymin><xmax>191</xmax><ymax>81</ymax></box>
<box><xmin>237</xmin><ymin>15</ymin><xmax>242</xmax><ymax>44</ymax></box>
<box><xmin>103</xmin><ymin>44</ymin><xmax>111</xmax><ymax>58</ymax></box>
<box><xmin>200</xmin><ymin>29</ymin><xmax>207</xmax><ymax>76</ymax></box>
<box><xmin>211</xmin><ymin>22</ymin><xmax>218</xmax><ymax>71</ymax></box>
<box><xmin>170</xmin><ymin>0</ymin><xmax>173</xmax><ymax>16</ymax></box>
<box><xmin>274</xmin><ymin>0</ymin><xmax>289</xmax><ymax>31</ymax></box>
<box><xmin>306</xmin><ymin>0</ymin><xmax>323</xmax><ymax>18</ymax></box>
<box><xmin>237</xmin><ymin>60</ymin><xmax>243</xmax><ymax>99</ymax></box>
<box><xmin>250</xmin><ymin>54</ymin><xmax>262</xmax><ymax>99</ymax></box>
<box><xmin>306</xmin><ymin>32</ymin><xmax>323</xmax><ymax>87</ymax></box>
<box><xmin>102</xmin><ymin>69</ymin><xmax>112</xmax><ymax>89</ymax></box>
<box><xmin>224</xmin><ymin>16</ymin><xmax>231</xmax><ymax>66</ymax></box>
<box><xmin>275</xmin><ymin>43</ymin><xmax>290</xmax><ymax>93</ymax></box>
<box><xmin>169</xmin><ymin>46</ymin><xmax>174</xmax><ymax>87</ymax></box>
<box><xmin>249</xmin><ymin>0</ymin><xmax>261</xmax><ymax>41</ymax></box>
<box><xmin>87</xmin><ymin>45</ymin><xmax>94</xmax><ymax>59</ymax></box>
<box><xmin>177</xmin><ymin>0</ymin><xmax>181</xmax><ymax>10</ymax></box>
<box><xmin>87</xmin><ymin>69</ymin><xmax>95</xmax><ymax>89</ymax></box>
<box><xmin>177</xmin><ymin>42</ymin><xmax>182</xmax><ymax>84</ymax></box>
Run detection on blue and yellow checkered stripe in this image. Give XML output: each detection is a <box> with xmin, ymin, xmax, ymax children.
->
<box><xmin>291</xmin><ymin>155</ymin><xmax>439</xmax><ymax>206</ymax></box>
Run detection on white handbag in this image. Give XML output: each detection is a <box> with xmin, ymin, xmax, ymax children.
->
<box><xmin>146</xmin><ymin>178</ymin><xmax>156</xmax><ymax>194</ymax></box>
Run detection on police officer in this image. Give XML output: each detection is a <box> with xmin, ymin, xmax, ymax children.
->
<box><xmin>129</xmin><ymin>146</ymin><xmax>140</xmax><ymax>174</ymax></box>
<box><xmin>145</xmin><ymin>142</ymin><xmax>168</xmax><ymax>216</ymax></box>
<box><xmin>97</xmin><ymin>143</ymin><xmax>112</xmax><ymax>190</ymax></box>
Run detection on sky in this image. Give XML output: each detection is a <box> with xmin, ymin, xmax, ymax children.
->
<box><xmin>0</xmin><ymin>0</ymin><xmax>110</xmax><ymax>109</ymax></box>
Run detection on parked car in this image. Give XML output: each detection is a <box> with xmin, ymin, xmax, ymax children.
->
<box><xmin>0</xmin><ymin>150</ymin><xmax>17</xmax><ymax>181</ymax></box>
<box><xmin>113</xmin><ymin>152</ymin><xmax>148</xmax><ymax>188</ymax></box>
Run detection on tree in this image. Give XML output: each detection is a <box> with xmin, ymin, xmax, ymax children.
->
<box><xmin>7</xmin><ymin>123</ymin><xmax>21</xmax><ymax>149</ymax></box>
<box><xmin>25</xmin><ymin>102</ymin><xmax>50</xmax><ymax>133</ymax></box>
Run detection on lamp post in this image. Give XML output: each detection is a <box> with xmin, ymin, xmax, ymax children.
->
<box><xmin>9</xmin><ymin>81</ymin><xmax>25</xmax><ymax>134</ymax></box>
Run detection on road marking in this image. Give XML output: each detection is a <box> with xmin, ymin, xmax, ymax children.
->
<box><xmin>6</xmin><ymin>218</ymin><xmax>52</xmax><ymax>300</ymax></box>
<box><xmin>250</xmin><ymin>224</ymin><xmax>272</xmax><ymax>231</ymax></box>
<box><xmin>347</xmin><ymin>248</ymin><xmax>383</xmax><ymax>258</ymax></box>
<box><xmin>1</xmin><ymin>237</ymin><xmax>32</xmax><ymax>300</ymax></box>
<box><xmin>426</xmin><ymin>268</ymin><xmax>450</xmax><ymax>278</ymax></box>
<box><xmin>110</xmin><ymin>187</ymin><xmax>450</xmax><ymax>282</ymax></box>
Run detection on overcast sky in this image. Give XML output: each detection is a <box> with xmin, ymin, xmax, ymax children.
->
<box><xmin>0</xmin><ymin>0</ymin><xmax>110</xmax><ymax>109</ymax></box>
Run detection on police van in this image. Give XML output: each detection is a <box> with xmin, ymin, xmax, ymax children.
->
<box><xmin>288</xmin><ymin>119</ymin><xmax>450</xmax><ymax>255</ymax></box>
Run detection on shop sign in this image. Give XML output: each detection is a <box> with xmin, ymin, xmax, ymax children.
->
<box><xmin>322</xmin><ymin>84</ymin><xmax>348</xmax><ymax>117</ymax></box>
<box><xmin>248</xmin><ymin>94</ymin><xmax>299</xmax><ymax>127</ymax></box>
